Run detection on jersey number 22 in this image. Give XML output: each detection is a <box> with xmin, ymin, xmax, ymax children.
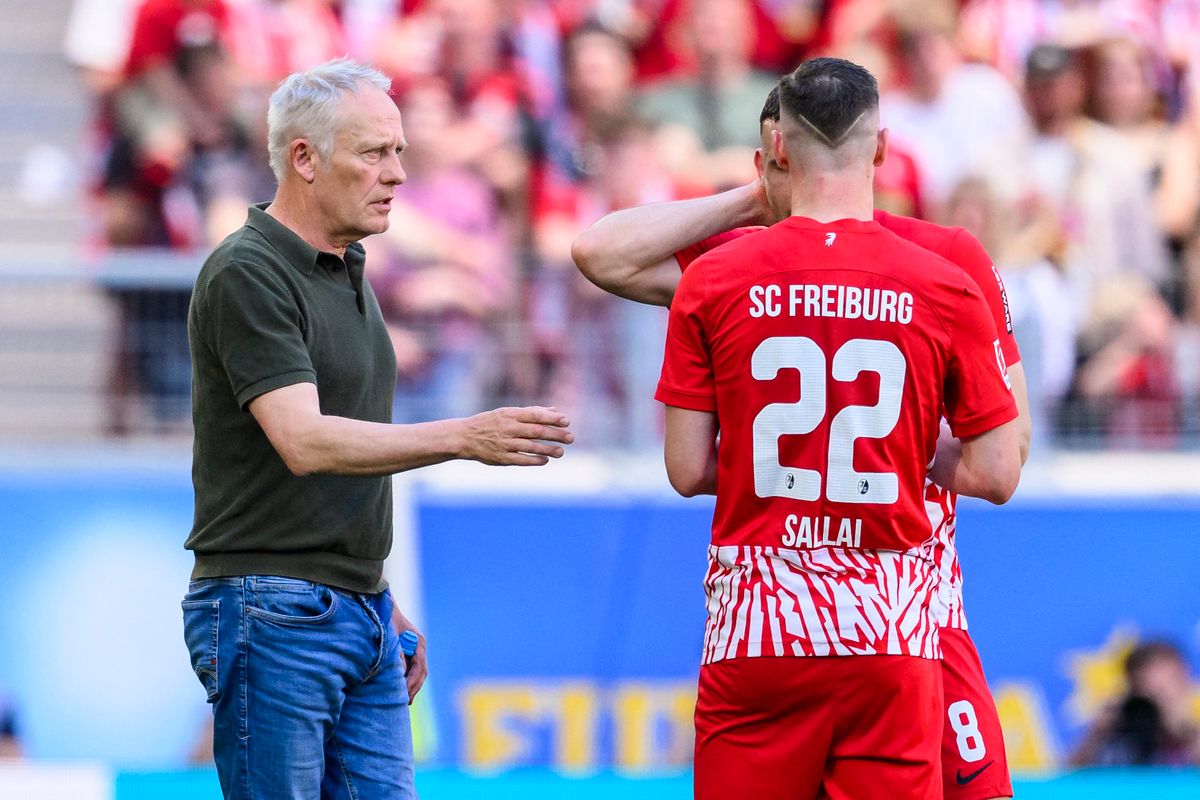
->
<box><xmin>752</xmin><ymin>336</ymin><xmax>905</xmax><ymax>504</ymax></box>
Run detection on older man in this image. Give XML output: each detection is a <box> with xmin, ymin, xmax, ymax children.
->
<box><xmin>182</xmin><ymin>59</ymin><xmax>572</xmax><ymax>799</ymax></box>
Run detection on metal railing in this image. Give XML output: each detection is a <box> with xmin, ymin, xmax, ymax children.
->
<box><xmin>2</xmin><ymin>251</ymin><xmax>1198</xmax><ymax>449</ymax></box>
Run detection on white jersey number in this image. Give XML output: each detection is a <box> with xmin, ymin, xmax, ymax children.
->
<box><xmin>948</xmin><ymin>699</ymin><xmax>987</xmax><ymax>762</ymax></box>
<box><xmin>751</xmin><ymin>337</ymin><xmax>906</xmax><ymax>504</ymax></box>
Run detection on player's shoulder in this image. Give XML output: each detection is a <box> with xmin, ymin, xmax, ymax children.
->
<box><xmin>873</xmin><ymin>210</ymin><xmax>972</xmax><ymax>258</ymax></box>
<box><xmin>684</xmin><ymin>225</ymin><xmax>775</xmax><ymax>281</ymax></box>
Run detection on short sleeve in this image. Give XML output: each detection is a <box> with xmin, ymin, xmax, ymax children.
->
<box><xmin>674</xmin><ymin>227</ymin><xmax>765</xmax><ymax>272</ymax></box>
<box><xmin>655</xmin><ymin>261</ymin><xmax>716</xmax><ymax>411</ymax></box>
<box><xmin>942</xmin><ymin>278</ymin><xmax>1019</xmax><ymax>439</ymax></box>
<box><xmin>199</xmin><ymin>264</ymin><xmax>316</xmax><ymax>409</ymax></box>
<box><xmin>944</xmin><ymin>229</ymin><xmax>1021</xmax><ymax>366</ymax></box>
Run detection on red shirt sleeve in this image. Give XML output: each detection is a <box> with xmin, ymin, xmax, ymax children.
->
<box><xmin>656</xmin><ymin>257</ymin><xmax>716</xmax><ymax>411</ymax></box>
<box><xmin>674</xmin><ymin>227</ymin><xmax>765</xmax><ymax>272</ymax></box>
<box><xmin>942</xmin><ymin>277</ymin><xmax>1019</xmax><ymax>439</ymax></box>
<box><xmin>942</xmin><ymin>228</ymin><xmax>1021</xmax><ymax>366</ymax></box>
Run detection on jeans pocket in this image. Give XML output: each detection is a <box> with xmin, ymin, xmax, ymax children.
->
<box><xmin>181</xmin><ymin>599</ymin><xmax>220</xmax><ymax>703</ymax></box>
<box><xmin>246</xmin><ymin>581</ymin><xmax>339</xmax><ymax>626</ymax></box>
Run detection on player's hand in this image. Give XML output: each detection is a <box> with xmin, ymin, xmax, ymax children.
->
<box><xmin>748</xmin><ymin>177</ymin><xmax>773</xmax><ymax>226</ymax></box>
<box><xmin>458</xmin><ymin>406</ymin><xmax>574</xmax><ymax>466</ymax></box>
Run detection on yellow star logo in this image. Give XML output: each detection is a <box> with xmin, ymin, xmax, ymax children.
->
<box><xmin>1065</xmin><ymin>625</ymin><xmax>1138</xmax><ymax>723</ymax></box>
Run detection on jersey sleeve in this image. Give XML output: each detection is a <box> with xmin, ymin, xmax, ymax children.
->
<box><xmin>655</xmin><ymin>259</ymin><xmax>716</xmax><ymax>411</ymax></box>
<box><xmin>943</xmin><ymin>229</ymin><xmax>1020</xmax><ymax>365</ymax></box>
<box><xmin>941</xmin><ymin>278</ymin><xmax>1019</xmax><ymax>439</ymax></box>
<box><xmin>199</xmin><ymin>263</ymin><xmax>316</xmax><ymax>409</ymax></box>
<box><xmin>674</xmin><ymin>227</ymin><xmax>764</xmax><ymax>272</ymax></box>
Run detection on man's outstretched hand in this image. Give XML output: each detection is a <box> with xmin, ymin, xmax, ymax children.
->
<box><xmin>457</xmin><ymin>406</ymin><xmax>574</xmax><ymax>466</ymax></box>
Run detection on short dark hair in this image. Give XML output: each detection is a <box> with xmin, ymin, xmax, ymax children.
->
<box><xmin>760</xmin><ymin>84</ymin><xmax>780</xmax><ymax>125</ymax></box>
<box><xmin>777</xmin><ymin>58</ymin><xmax>879</xmax><ymax>146</ymax></box>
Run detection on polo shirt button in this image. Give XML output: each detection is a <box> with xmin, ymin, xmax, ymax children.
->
<box><xmin>332</xmin><ymin>264</ymin><xmax>342</xmax><ymax>272</ymax></box>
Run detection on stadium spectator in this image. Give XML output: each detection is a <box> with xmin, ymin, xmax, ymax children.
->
<box><xmin>100</xmin><ymin>0</ymin><xmax>240</xmax><ymax>432</ymax></box>
<box><xmin>1086</xmin><ymin>36</ymin><xmax>1200</xmax><ymax>316</ymax></box>
<box><xmin>0</xmin><ymin>691</ymin><xmax>22</xmax><ymax>760</ymax></box>
<box><xmin>1021</xmin><ymin>43</ymin><xmax>1168</xmax><ymax>297</ymax></box>
<box><xmin>534</xmin><ymin>119</ymin><xmax>678</xmax><ymax>446</ymax></box>
<box><xmin>1018</xmin><ymin>43</ymin><xmax>1178</xmax><ymax>443</ymax></box>
<box><xmin>1071</xmin><ymin>639</ymin><xmax>1200</xmax><ymax>767</ymax></box>
<box><xmin>943</xmin><ymin>175</ymin><xmax>1075</xmax><ymax>449</ymax></box>
<box><xmin>374</xmin><ymin>0</ymin><xmax>530</xmax><ymax>219</ymax></box>
<box><xmin>880</xmin><ymin>3</ymin><xmax>1029</xmax><ymax>213</ymax></box>
<box><xmin>183</xmin><ymin>59</ymin><xmax>573</xmax><ymax>799</ymax></box>
<box><xmin>370</xmin><ymin>79</ymin><xmax>514</xmax><ymax>423</ymax></box>
<box><xmin>638</xmin><ymin>0</ymin><xmax>780</xmax><ymax>155</ymax></box>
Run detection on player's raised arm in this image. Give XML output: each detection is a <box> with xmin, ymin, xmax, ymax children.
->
<box><xmin>571</xmin><ymin>181</ymin><xmax>772</xmax><ymax>307</ymax></box>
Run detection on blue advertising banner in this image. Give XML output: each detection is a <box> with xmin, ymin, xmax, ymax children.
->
<box><xmin>415</xmin><ymin>492</ymin><xmax>1200</xmax><ymax>772</ymax></box>
<box><xmin>0</xmin><ymin>466</ymin><xmax>1197</xmax><ymax>774</ymax></box>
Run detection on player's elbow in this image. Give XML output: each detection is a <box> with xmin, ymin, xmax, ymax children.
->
<box><xmin>670</xmin><ymin>477</ymin><xmax>712</xmax><ymax>498</ymax></box>
<box><xmin>978</xmin><ymin>456</ymin><xmax>1021</xmax><ymax>504</ymax></box>
<box><xmin>665</xmin><ymin>459</ymin><xmax>713</xmax><ymax>498</ymax></box>
<box><xmin>570</xmin><ymin>229</ymin><xmax>606</xmax><ymax>282</ymax></box>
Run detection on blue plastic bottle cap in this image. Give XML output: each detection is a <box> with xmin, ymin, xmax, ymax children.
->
<box><xmin>399</xmin><ymin>629</ymin><xmax>419</xmax><ymax>657</ymax></box>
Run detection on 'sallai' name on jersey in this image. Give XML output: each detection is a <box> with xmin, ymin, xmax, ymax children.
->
<box><xmin>749</xmin><ymin>283</ymin><xmax>915</xmax><ymax>324</ymax></box>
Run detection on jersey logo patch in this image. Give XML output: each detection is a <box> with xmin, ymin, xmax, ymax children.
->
<box><xmin>825</xmin><ymin>233</ymin><xmax>836</xmax><ymax>247</ymax></box>
<box><xmin>991</xmin><ymin>264</ymin><xmax>1013</xmax><ymax>333</ymax></box>
<box><xmin>994</xmin><ymin>340</ymin><xmax>1012</xmax><ymax>390</ymax></box>
<box><xmin>955</xmin><ymin>761</ymin><xmax>994</xmax><ymax>786</ymax></box>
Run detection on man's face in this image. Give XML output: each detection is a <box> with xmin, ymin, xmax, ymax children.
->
<box><xmin>315</xmin><ymin>85</ymin><xmax>407</xmax><ymax>243</ymax></box>
<box><xmin>756</xmin><ymin>120</ymin><xmax>791</xmax><ymax>223</ymax></box>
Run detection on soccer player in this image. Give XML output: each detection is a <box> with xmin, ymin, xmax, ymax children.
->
<box><xmin>659</xmin><ymin>58</ymin><xmax>1021</xmax><ymax>798</ymax></box>
<box><xmin>575</xmin><ymin>88</ymin><xmax>1028</xmax><ymax>800</ymax></box>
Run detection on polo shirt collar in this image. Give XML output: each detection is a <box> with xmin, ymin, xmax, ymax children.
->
<box><xmin>245</xmin><ymin>202</ymin><xmax>321</xmax><ymax>275</ymax></box>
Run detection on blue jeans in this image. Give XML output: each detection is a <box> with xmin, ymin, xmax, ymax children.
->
<box><xmin>182</xmin><ymin>576</ymin><xmax>416</xmax><ymax>800</ymax></box>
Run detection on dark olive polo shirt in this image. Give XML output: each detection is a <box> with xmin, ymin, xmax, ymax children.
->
<box><xmin>186</xmin><ymin>203</ymin><xmax>397</xmax><ymax>593</ymax></box>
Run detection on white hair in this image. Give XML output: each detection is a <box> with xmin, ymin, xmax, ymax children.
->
<box><xmin>267</xmin><ymin>58</ymin><xmax>392</xmax><ymax>181</ymax></box>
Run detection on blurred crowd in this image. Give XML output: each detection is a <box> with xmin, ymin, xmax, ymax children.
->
<box><xmin>64</xmin><ymin>0</ymin><xmax>1200</xmax><ymax>448</ymax></box>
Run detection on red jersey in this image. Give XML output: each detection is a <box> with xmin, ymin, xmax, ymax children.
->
<box><xmin>658</xmin><ymin>216</ymin><xmax>1016</xmax><ymax>661</ymax></box>
<box><xmin>673</xmin><ymin>214</ymin><xmax>1022</xmax><ymax>632</ymax></box>
<box><xmin>125</xmin><ymin>0</ymin><xmax>229</xmax><ymax>79</ymax></box>
<box><xmin>674</xmin><ymin>214</ymin><xmax>1020</xmax><ymax>370</ymax></box>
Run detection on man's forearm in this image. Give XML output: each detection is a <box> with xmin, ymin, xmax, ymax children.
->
<box><xmin>251</xmin><ymin>384</ymin><xmax>571</xmax><ymax>476</ymax></box>
<box><xmin>572</xmin><ymin>181</ymin><xmax>769</xmax><ymax>304</ymax></box>
<box><xmin>283</xmin><ymin>414</ymin><xmax>464</xmax><ymax>477</ymax></box>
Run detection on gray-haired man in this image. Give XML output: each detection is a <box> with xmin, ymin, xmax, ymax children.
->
<box><xmin>182</xmin><ymin>59</ymin><xmax>573</xmax><ymax>799</ymax></box>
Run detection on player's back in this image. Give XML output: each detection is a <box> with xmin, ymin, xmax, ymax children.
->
<box><xmin>663</xmin><ymin>216</ymin><xmax>1012</xmax><ymax>555</ymax></box>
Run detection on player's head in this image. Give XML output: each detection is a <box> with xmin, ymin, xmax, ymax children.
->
<box><xmin>773</xmin><ymin>58</ymin><xmax>887</xmax><ymax>186</ymax></box>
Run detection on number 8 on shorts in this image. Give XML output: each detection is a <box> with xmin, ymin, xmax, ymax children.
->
<box><xmin>947</xmin><ymin>700</ymin><xmax>986</xmax><ymax>762</ymax></box>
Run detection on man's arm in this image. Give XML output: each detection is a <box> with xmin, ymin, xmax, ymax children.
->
<box><xmin>929</xmin><ymin>419</ymin><xmax>1021</xmax><ymax>504</ymax></box>
<box><xmin>663</xmin><ymin>406</ymin><xmax>719</xmax><ymax>497</ymax></box>
<box><xmin>1009</xmin><ymin>362</ymin><xmax>1032</xmax><ymax>465</ymax></box>
<box><xmin>932</xmin><ymin>361</ymin><xmax>1032</xmax><ymax>473</ymax></box>
<box><xmin>249</xmin><ymin>383</ymin><xmax>573</xmax><ymax>477</ymax></box>
<box><xmin>571</xmin><ymin>181</ymin><xmax>771</xmax><ymax>307</ymax></box>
